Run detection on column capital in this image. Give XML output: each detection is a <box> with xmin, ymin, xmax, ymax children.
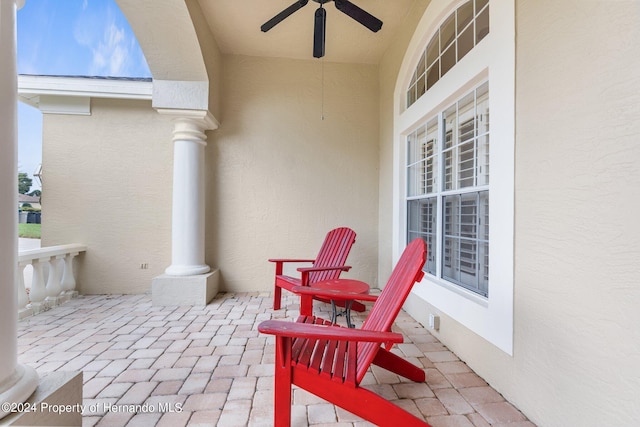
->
<box><xmin>156</xmin><ymin>109</ymin><xmax>219</xmax><ymax>146</ymax></box>
<box><xmin>156</xmin><ymin>108</ymin><xmax>219</xmax><ymax>130</ymax></box>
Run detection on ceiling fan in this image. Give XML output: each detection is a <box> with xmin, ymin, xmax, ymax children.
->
<box><xmin>261</xmin><ymin>0</ymin><xmax>383</xmax><ymax>58</ymax></box>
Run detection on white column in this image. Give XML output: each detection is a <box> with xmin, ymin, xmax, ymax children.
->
<box><xmin>0</xmin><ymin>0</ymin><xmax>38</xmax><ymax>419</ymax></box>
<box><xmin>159</xmin><ymin>109</ymin><xmax>218</xmax><ymax>276</ymax></box>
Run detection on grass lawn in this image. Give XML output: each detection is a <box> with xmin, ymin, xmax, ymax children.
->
<box><xmin>18</xmin><ymin>223</ymin><xmax>41</xmax><ymax>239</ymax></box>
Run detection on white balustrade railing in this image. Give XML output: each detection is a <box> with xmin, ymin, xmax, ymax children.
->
<box><xmin>17</xmin><ymin>244</ymin><xmax>86</xmax><ymax>318</ymax></box>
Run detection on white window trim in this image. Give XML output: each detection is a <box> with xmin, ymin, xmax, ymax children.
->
<box><xmin>393</xmin><ymin>0</ymin><xmax>515</xmax><ymax>355</ymax></box>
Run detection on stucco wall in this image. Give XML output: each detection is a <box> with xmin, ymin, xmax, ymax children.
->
<box><xmin>512</xmin><ymin>1</ymin><xmax>640</xmax><ymax>425</ymax></box>
<box><xmin>41</xmin><ymin>55</ymin><xmax>379</xmax><ymax>295</ymax></box>
<box><xmin>42</xmin><ymin>98</ymin><xmax>173</xmax><ymax>295</ymax></box>
<box><xmin>208</xmin><ymin>55</ymin><xmax>380</xmax><ymax>292</ymax></box>
<box><xmin>398</xmin><ymin>1</ymin><xmax>640</xmax><ymax>426</ymax></box>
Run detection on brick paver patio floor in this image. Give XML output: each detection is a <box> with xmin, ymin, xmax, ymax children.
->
<box><xmin>17</xmin><ymin>292</ymin><xmax>536</xmax><ymax>427</ymax></box>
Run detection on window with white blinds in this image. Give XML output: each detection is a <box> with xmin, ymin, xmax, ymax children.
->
<box><xmin>407</xmin><ymin>82</ymin><xmax>489</xmax><ymax>296</ymax></box>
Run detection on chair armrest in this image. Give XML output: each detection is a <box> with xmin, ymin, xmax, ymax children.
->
<box><xmin>294</xmin><ymin>265</ymin><xmax>351</xmax><ymax>287</ymax></box>
<box><xmin>269</xmin><ymin>258</ymin><xmax>316</xmax><ymax>276</ymax></box>
<box><xmin>258</xmin><ymin>320</ymin><xmax>403</xmax><ymax>344</ymax></box>
<box><xmin>291</xmin><ymin>285</ymin><xmax>378</xmax><ymax>302</ymax></box>
<box><xmin>296</xmin><ymin>265</ymin><xmax>352</xmax><ymax>273</ymax></box>
<box><xmin>269</xmin><ymin>258</ymin><xmax>316</xmax><ymax>264</ymax></box>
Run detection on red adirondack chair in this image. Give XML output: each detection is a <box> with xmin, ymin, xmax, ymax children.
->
<box><xmin>269</xmin><ymin>227</ymin><xmax>365</xmax><ymax>316</ymax></box>
<box><xmin>259</xmin><ymin>238</ymin><xmax>431</xmax><ymax>427</ymax></box>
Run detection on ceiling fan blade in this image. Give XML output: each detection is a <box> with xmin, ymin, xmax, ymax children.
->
<box><xmin>261</xmin><ymin>0</ymin><xmax>309</xmax><ymax>32</ymax></box>
<box><xmin>334</xmin><ymin>0</ymin><xmax>383</xmax><ymax>32</ymax></box>
<box><xmin>313</xmin><ymin>7</ymin><xmax>327</xmax><ymax>58</ymax></box>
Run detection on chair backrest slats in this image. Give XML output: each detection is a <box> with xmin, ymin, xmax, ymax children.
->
<box><xmin>355</xmin><ymin>238</ymin><xmax>427</xmax><ymax>383</ymax></box>
<box><xmin>309</xmin><ymin>227</ymin><xmax>356</xmax><ymax>284</ymax></box>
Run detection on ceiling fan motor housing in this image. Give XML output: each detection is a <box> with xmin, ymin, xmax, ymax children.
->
<box><xmin>261</xmin><ymin>0</ymin><xmax>383</xmax><ymax>58</ymax></box>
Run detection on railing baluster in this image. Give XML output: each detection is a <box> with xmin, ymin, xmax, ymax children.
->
<box><xmin>45</xmin><ymin>255</ymin><xmax>63</xmax><ymax>303</ymax></box>
<box><xmin>29</xmin><ymin>258</ymin><xmax>47</xmax><ymax>313</ymax></box>
<box><xmin>17</xmin><ymin>262</ymin><xmax>32</xmax><ymax>318</ymax></box>
<box><xmin>18</xmin><ymin>244</ymin><xmax>86</xmax><ymax>318</ymax></box>
<box><xmin>60</xmin><ymin>252</ymin><xmax>79</xmax><ymax>297</ymax></box>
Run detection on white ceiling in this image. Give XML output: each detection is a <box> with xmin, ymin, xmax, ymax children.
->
<box><xmin>198</xmin><ymin>0</ymin><xmax>416</xmax><ymax>64</ymax></box>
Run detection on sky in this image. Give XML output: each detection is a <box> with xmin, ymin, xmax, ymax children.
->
<box><xmin>17</xmin><ymin>0</ymin><xmax>151</xmax><ymax>191</ymax></box>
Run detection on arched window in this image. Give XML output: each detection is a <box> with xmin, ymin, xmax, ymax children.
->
<box><xmin>407</xmin><ymin>0</ymin><xmax>489</xmax><ymax>107</ymax></box>
<box><xmin>395</xmin><ymin>0</ymin><xmax>514</xmax><ymax>354</ymax></box>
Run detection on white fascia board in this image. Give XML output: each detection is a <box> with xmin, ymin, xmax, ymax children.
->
<box><xmin>17</xmin><ymin>75</ymin><xmax>153</xmax><ymax>101</ymax></box>
<box><xmin>38</xmin><ymin>95</ymin><xmax>91</xmax><ymax>116</ymax></box>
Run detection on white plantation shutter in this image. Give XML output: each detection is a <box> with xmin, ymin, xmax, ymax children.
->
<box><xmin>407</xmin><ymin>82</ymin><xmax>489</xmax><ymax>296</ymax></box>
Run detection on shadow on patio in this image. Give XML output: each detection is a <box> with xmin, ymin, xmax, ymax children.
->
<box><xmin>17</xmin><ymin>293</ymin><xmax>535</xmax><ymax>427</ymax></box>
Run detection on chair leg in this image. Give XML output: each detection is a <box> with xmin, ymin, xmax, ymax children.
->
<box><xmin>372</xmin><ymin>347</ymin><xmax>426</xmax><ymax>382</ymax></box>
<box><xmin>300</xmin><ymin>294</ymin><xmax>313</xmax><ymax>317</ymax></box>
<box><xmin>295</xmin><ymin>369</ymin><xmax>430</xmax><ymax>427</ymax></box>
<box><xmin>274</xmin><ymin>336</ymin><xmax>292</xmax><ymax>426</ymax></box>
<box><xmin>350</xmin><ymin>300</ymin><xmax>367</xmax><ymax>312</ymax></box>
<box><xmin>274</xmin><ymin>285</ymin><xmax>282</xmax><ymax>310</ymax></box>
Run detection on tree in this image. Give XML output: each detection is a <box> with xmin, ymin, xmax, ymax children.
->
<box><xmin>18</xmin><ymin>172</ymin><xmax>32</xmax><ymax>194</ymax></box>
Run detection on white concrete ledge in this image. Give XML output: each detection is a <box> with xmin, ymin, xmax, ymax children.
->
<box><xmin>1</xmin><ymin>371</ymin><xmax>82</xmax><ymax>426</ymax></box>
<box><xmin>18</xmin><ymin>244</ymin><xmax>87</xmax><ymax>262</ymax></box>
